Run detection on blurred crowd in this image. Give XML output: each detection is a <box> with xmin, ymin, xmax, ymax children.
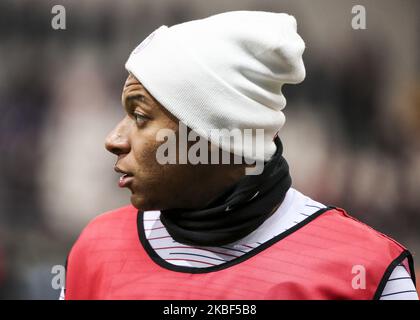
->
<box><xmin>0</xmin><ymin>0</ymin><xmax>419</xmax><ymax>299</ymax></box>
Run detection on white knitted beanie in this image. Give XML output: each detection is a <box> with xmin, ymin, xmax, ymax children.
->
<box><xmin>125</xmin><ymin>11</ymin><xmax>306</xmax><ymax>162</ymax></box>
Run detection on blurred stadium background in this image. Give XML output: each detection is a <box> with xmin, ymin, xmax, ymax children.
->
<box><xmin>0</xmin><ymin>0</ymin><xmax>419</xmax><ymax>299</ymax></box>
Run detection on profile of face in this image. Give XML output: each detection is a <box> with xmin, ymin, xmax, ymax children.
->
<box><xmin>105</xmin><ymin>74</ymin><xmax>246</xmax><ymax>211</ymax></box>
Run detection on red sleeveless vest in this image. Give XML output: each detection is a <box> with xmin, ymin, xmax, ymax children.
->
<box><xmin>65</xmin><ymin>205</ymin><xmax>414</xmax><ymax>300</ymax></box>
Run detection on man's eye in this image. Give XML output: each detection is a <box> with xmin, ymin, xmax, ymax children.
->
<box><xmin>133</xmin><ymin>112</ymin><xmax>148</xmax><ymax>125</ymax></box>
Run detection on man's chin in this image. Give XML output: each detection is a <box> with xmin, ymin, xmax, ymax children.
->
<box><xmin>130</xmin><ymin>194</ymin><xmax>143</xmax><ymax>210</ymax></box>
<box><xmin>130</xmin><ymin>193</ymin><xmax>158</xmax><ymax>211</ymax></box>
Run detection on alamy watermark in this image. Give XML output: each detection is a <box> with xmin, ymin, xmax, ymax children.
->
<box><xmin>155</xmin><ymin>122</ymin><xmax>266</xmax><ymax>175</ymax></box>
<box><xmin>351</xmin><ymin>264</ymin><xmax>367</xmax><ymax>290</ymax></box>
<box><xmin>51</xmin><ymin>264</ymin><xmax>65</xmax><ymax>290</ymax></box>
<box><xmin>351</xmin><ymin>5</ymin><xmax>366</xmax><ymax>30</ymax></box>
<box><xmin>51</xmin><ymin>5</ymin><xmax>66</xmax><ymax>30</ymax></box>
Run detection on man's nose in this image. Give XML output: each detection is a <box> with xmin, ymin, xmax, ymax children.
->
<box><xmin>105</xmin><ymin>120</ymin><xmax>130</xmax><ymax>155</ymax></box>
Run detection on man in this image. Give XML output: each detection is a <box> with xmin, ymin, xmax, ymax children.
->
<box><xmin>65</xmin><ymin>11</ymin><xmax>417</xmax><ymax>299</ymax></box>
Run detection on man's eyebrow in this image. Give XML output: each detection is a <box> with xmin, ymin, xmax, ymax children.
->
<box><xmin>123</xmin><ymin>93</ymin><xmax>154</xmax><ymax>114</ymax></box>
<box><xmin>124</xmin><ymin>94</ymin><xmax>146</xmax><ymax>105</ymax></box>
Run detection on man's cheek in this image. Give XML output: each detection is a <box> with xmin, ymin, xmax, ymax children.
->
<box><xmin>134</xmin><ymin>141</ymin><xmax>161</xmax><ymax>164</ymax></box>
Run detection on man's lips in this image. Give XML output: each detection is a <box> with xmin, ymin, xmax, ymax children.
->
<box><xmin>114</xmin><ymin>166</ymin><xmax>134</xmax><ymax>188</ymax></box>
<box><xmin>118</xmin><ymin>174</ymin><xmax>134</xmax><ymax>188</ymax></box>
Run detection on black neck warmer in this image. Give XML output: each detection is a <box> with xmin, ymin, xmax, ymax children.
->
<box><xmin>160</xmin><ymin>137</ymin><xmax>292</xmax><ymax>246</ymax></box>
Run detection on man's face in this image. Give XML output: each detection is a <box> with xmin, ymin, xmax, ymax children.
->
<box><xmin>105</xmin><ymin>74</ymin><xmax>180</xmax><ymax>210</ymax></box>
<box><xmin>105</xmin><ymin>74</ymin><xmax>245</xmax><ymax>211</ymax></box>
